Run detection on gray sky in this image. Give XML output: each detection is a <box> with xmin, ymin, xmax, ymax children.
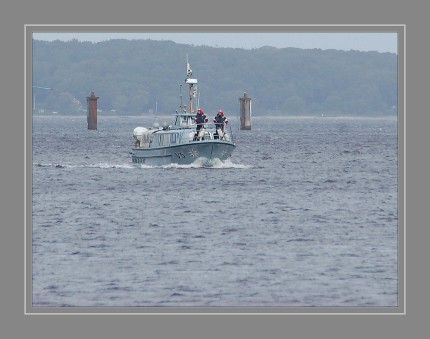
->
<box><xmin>32</xmin><ymin>31</ymin><xmax>397</xmax><ymax>54</ymax></box>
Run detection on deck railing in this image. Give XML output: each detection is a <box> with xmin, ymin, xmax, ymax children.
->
<box><xmin>191</xmin><ymin>122</ymin><xmax>234</xmax><ymax>142</ymax></box>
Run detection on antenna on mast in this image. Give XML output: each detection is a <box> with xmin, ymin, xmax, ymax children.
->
<box><xmin>186</xmin><ymin>54</ymin><xmax>192</xmax><ymax>78</ymax></box>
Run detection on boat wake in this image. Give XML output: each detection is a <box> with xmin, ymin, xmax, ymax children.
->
<box><xmin>33</xmin><ymin>159</ymin><xmax>250</xmax><ymax>170</ymax></box>
<box><xmin>135</xmin><ymin>158</ymin><xmax>251</xmax><ymax>169</ymax></box>
<box><xmin>162</xmin><ymin>158</ymin><xmax>251</xmax><ymax>169</ymax></box>
<box><xmin>33</xmin><ymin>162</ymin><xmax>135</xmax><ymax>169</ymax></box>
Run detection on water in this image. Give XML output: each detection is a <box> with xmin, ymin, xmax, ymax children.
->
<box><xmin>32</xmin><ymin>115</ymin><xmax>398</xmax><ymax>307</ymax></box>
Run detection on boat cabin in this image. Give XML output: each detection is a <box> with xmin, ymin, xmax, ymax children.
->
<box><xmin>174</xmin><ymin>113</ymin><xmax>196</xmax><ymax>128</ymax></box>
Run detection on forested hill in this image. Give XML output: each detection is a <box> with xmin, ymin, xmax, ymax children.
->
<box><xmin>32</xmin><ymin>39</ymin><xmax>397</xmax><ymax>116</ymax></box>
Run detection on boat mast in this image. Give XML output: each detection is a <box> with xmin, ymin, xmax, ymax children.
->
<box><xmin>185</xmin><ymin>55</ymin><xmax>197</xmax><ymax>114</ymax></box>
<box><xmin>187</xmin><ymin>56</ymin><xmax>192</xmax><ymax>113</ymax></box>
<box><xmin>179</xmin><ymin>84</ymin><xmax>183</xmax><ymax>112</ymax></box>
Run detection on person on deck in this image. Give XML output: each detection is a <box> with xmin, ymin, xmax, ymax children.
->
<box><xmin>194</xmin><ymin>108</ymin><xmax>207</xmax><ymax>140</ymax></box>
<box><xmin>213</xmin><ymin>110</ymin><xmax>228</xmax><ymax>139</ymax></box>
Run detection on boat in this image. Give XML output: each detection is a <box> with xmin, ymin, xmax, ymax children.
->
<box><xmin>131</xmin><ymin>58</ymin><xmax>236</xmax><ymax>166</ymax></box>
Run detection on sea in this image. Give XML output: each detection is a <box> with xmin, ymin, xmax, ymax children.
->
<box><xmin>31</xmin><ymin>114</ymin><xmax>398</xmax><ymax>308</ymax></box>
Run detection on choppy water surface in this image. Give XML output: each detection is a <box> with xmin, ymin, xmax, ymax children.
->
<box><xmin>32</xmin><ymin>115</ymin><xmax>398</xmax><ymax>307</ymax></box>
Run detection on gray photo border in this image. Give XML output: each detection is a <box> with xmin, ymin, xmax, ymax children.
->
<box><xmin>25</xmin><ymin>24</ymin><xmax>405</xmax><ymax>315</ymax></box>
<box><xmin>4</xmin><ymin>0</ymin><xmax>428</xmax><ymax>337</ymax></box>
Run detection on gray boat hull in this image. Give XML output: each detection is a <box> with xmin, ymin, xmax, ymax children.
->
<box><xmin>131</xmin><ymin>140</ymin><xmax>236</xmax><ymax>166</ymax></box>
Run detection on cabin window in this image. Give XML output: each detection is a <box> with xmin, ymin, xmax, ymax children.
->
<box><xmin>170</xmin><ymin>133</ymin><xmax>178</xmax><ymax>144</ymax></box>
<box><xmin>157</xmin><ymin>134</ymin><xmax>169</xmax><ymax>146</ymax></box>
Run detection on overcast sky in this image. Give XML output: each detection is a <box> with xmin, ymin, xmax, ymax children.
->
<box><xmin>33</xmin><ymin>31</ymin><xmax>397</xmax><ymax>54</ymax></box>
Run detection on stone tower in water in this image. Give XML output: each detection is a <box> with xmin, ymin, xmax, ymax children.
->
<box><xmin>87</xmin><ymin>91</ymin><xmax>99</xmax><ymax>130</ymax></box>
<box><xmin>239</xmin><ymin>92</ymin><xmax>251</xmax><ymax>130</ymax></box>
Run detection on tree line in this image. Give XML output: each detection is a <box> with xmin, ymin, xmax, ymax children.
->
<box><xmin>32</xmin><ymin>39</ymin><xmax>397</xmax><ymax>116</ymax></box>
